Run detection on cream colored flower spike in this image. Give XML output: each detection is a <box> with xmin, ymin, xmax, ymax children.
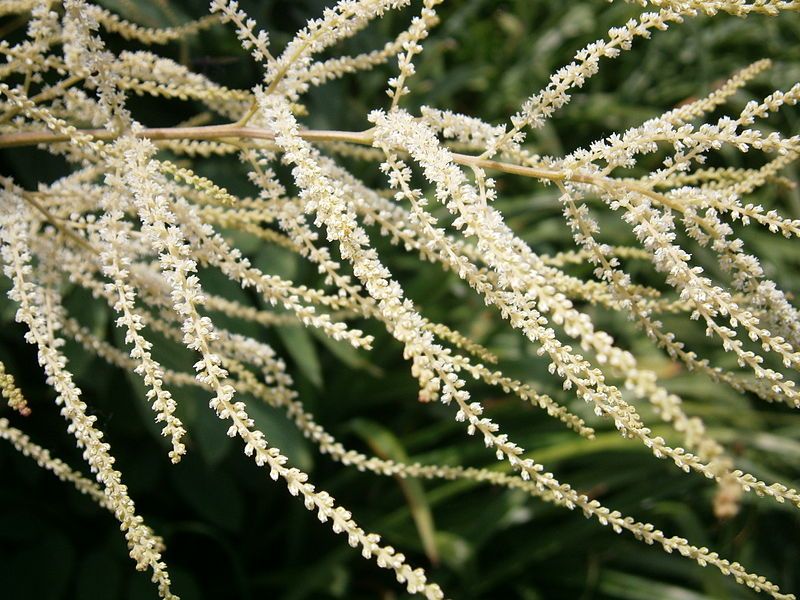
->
<box><xmin>1</xmin><ymin>1</ymin><xmax>799</xmax><ymax>598</ymax></box>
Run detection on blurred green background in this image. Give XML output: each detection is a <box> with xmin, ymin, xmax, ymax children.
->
<box><xmin>1</xmin><ymin>1</ymin><xmax>800</xmax><ymax>599</ymax></box>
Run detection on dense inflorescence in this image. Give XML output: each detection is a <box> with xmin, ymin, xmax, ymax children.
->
<box><xmin>1</xmin><ymin>1</ymin><xmax>799</xmax><ymax>598</ymax></box>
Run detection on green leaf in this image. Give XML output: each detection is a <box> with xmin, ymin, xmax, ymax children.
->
<box><xmin>63</xmin><ymin>286</ymin><xmax>109</xmax><ymax>379</ymax></box>
<box><xmin>599</xmin><ymin>571</ymin><xmax>711</xmax><ymax>600</ymax></box>
<box><xmin>110</xmin><ymin>325</ymin><xmax>165</xmax><ymax>444</ymax></box>
<box><xmin>253</xmin><ymin>244</ymin><xmax>298</xmax><ymax>281</ymax></box>
<box><xmin>182</xmin><ymin>385</ymin><xmax>234</xmax><ymax>467</ymax></box>
<box><xmin>172</xmin><ymin>458</ymin><xmax>244</xmax><ymax>532</ymax></box>
<box><xmin>350</xmin><ymin>418</ymin><xmax>439</xmax><ymax>565</ymax></box>
<box><xmin>310</xmin><ymin>327</ymin><xmax>382</xmax><ymax>377</ymax></box>
<box><xmin>247</xmin><ymin>400</ymin><xmax>314</xmax><ymax>472</ymax></box>
<box><xmin>276</xmin><ymin>324</ymin><xmax>323</xmax><ymax>389</ymax></box>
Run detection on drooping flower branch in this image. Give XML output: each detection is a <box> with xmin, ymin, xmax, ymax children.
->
<box><xmin>1</xmin><ymin>1</ymin><xmax>799</xmax><ymax>599</ymax></box>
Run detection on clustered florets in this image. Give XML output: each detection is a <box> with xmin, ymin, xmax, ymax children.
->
<box><xmin>1</xmin><ymin>1</ymin><xmax>799</xmax><ymax>599</ymax></box>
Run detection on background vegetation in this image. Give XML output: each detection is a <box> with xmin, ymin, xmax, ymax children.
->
<box><xmin>1</xmin><ymin>1</ymin><xmax>799</xmax><ymax>598</ymax></box>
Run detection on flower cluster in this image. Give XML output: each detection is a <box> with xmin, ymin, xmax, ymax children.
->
<box><xmin>1</xmin><ymin>1</ymin><xmax>799</xmax><ymax>599</ymax></box>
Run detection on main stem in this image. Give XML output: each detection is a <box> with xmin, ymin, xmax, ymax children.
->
<box><xmin>0</xmin><ymin>123</ymin><xmax>677</xmax><ymax>210</ymax></box>
<box><xmin>0</xmin><ymin>124</ymin><xmax>372</xmax><ymax>148</ymax></box>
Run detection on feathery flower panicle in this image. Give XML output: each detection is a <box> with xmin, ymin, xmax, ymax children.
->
<box><xmin>1</xmin><ymin>1</ymin><xmax>800</xmax><ymax>598</ymax></box>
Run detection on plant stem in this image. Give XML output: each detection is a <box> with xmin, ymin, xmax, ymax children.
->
<box><xmin>0</xmin><ymin>124</ymin><xmax>680</xmax><ymax>210</ymax></box>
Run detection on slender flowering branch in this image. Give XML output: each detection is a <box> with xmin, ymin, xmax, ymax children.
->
<box><xmin>2</xmin><ymin>1</ymin><xmax>800</xmax><ymax>599</ymax></box>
